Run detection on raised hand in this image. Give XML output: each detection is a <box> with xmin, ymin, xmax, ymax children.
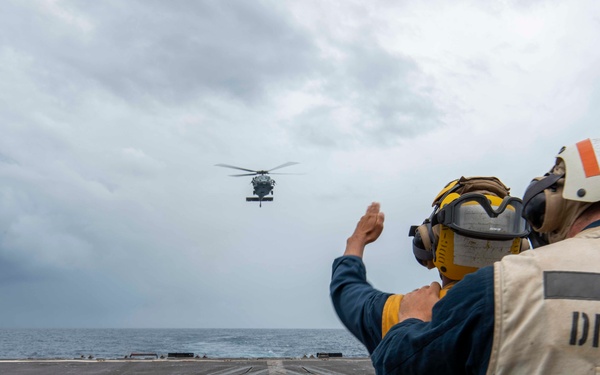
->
<box><xmin>344</xmin><ymin>202</ymin><xmax>385</xmax><ymax>258</ymax></box>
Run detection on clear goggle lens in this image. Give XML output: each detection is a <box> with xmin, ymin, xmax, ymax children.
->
<box><xmin>437</xmin><ymin>193</ymin><xmax>530</xmax><ymax>240</ymax></box>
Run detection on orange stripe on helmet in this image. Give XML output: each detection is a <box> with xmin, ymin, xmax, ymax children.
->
<box><xmin>576</xmin><ymin>138</ymin><xmax>600</xmax><ymax>178</ymax></box>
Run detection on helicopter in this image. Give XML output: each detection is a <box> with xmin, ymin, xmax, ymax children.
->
<box><xmin>215</xmin><ymin>162</ymin><xmax>300</xmax><ymax>207</ymax></box>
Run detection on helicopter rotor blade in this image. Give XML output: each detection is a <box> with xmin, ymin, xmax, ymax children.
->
<box><xmin>269</xmin><ymin>172</ymin><xmax>304</xmax><ymax>175</ymax></box>
<box><xmin>268</xmin><ymin>162</ymin><xmax>299</xmax><ymax>172</ymax></box>
<box><xmin>215</xmin><ymin>164</ymin><xmax>257</xmax><ymax>173</ymax></box>
<box><xmin>229</xmin><ymin>173</ymin><xmax>258</xmax><ymax>177</ymax></box>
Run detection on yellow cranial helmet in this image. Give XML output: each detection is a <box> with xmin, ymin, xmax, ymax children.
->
<box><xmin>410</xmin><ymin>177</ymin><xmax>530</xmax><ymax>280</ymax></box>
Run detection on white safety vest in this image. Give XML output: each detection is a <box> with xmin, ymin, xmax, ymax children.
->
<box><xmin>487</xmin><ymin>227</ymin><xmax>600</xmax><ymax>375</ymax></box>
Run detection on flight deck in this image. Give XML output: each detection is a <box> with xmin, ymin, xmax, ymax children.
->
<box><xmin>0</xmin><ymin>357</ymin><xmax>375</xmax><ymax>374</ymax></box>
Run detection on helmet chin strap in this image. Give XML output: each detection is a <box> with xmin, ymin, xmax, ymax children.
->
<box><xmin>522</xmin><ymin>173</ymin><xmax>564</xmax><ymax>208</ymax></box>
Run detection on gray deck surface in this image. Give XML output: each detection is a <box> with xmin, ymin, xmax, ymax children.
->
<box><xmin>0</xmin><ymin>358</ymin><xmax>375</xmax><ymax>374</ymax></box>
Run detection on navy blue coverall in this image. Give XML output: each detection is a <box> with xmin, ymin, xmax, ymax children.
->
<box><xmin>330</xmin><ymin>255</ymin><xmax>494</xmax><ymax>374</ymax></box>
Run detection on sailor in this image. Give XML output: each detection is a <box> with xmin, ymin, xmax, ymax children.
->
<box><xmin>362</xmin><ymin>138</ymin><xmax>600</xmax><ymax>374</ymax></box>
<box><xmin>330</xmin><ymin>176</ymin><xmax>529</xmax><ymax>355</ymax></box>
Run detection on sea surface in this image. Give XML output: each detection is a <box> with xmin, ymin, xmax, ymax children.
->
<box><xmin>0</xmin><ymin>329</ymin><xmax>369</xmax><ymax>359</ymax></box>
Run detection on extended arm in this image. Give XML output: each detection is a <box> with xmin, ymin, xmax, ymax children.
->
<box><xmin>330</xmin><ymin>203</ymin><xmax>390</xmax><ymax>353</ymax></box>
<box><xmin>331</xmin><ymin>256</ymin><xmax>391</xmax><ymax>353</ymax></box>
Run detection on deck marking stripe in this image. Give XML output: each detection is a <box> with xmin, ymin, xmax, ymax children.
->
<box><xmin>267</xmin><ymin>360</ymin><xmax>286</xmax><ymax>374</ymax></box>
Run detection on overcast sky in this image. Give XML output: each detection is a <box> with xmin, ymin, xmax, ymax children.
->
<box><xmin>0</xmin><ymin>0</ymin><xmax>598</xmax><ymax>329</ymax></box>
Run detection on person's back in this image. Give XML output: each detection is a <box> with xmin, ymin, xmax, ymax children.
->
<box><xmin>486</xmin><ymin>138</ymin><xmax>600</xmax><ymax>374</ymax></box>
<box><xmin>487</xmin><ymin>231</ymin><xmax>600</xmax><ymax>374</ymax></box>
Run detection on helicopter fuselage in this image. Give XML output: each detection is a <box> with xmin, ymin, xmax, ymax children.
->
<box><xmin>215</xmin><ymin>162</ymin><xmax>298</xmax><ymax>207</ymax></box>
<box><xmin>251</xmin><ymin>175</ymin><xmax>275</xmax><ymax>199</ymax></box>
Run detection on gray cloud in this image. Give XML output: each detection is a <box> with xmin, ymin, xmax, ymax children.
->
<box><xmin>0</xmin><ymin>0</ymin><xmax>598</xmax><ymax>329</ymax></box>
<box><xmin>3</xmin><ymin>0</ymin><xmax>442</xmax><ymax>152</ymax></box>
<box><xmin>289</xmin><ymin>42</ymin><xmax>442</xmax><ymax>149</ymax></box>
<box><xmin>0</xmin><ymin>154</ymin><xmax>17</xmax><ymax>165</ymax></box>
<box><xmin>3</xmin><ymin>1</ymin><xmax>320</xmax><ymax>105</ymax></box>
<box><xmin>342</xmin><ymin>43</ymin><xmax>441</xmax><ymax>139</ymax></box>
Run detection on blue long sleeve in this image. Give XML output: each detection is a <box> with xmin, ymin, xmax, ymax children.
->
<box><xmin>330</xmin><ymin>256</ymin><xmax>392</xmax><ymax>354</ymax></box>
<box><xmin>371</xmin><ymin>267</ymin><xmax>495</xmax><ymax>375</ymax></box>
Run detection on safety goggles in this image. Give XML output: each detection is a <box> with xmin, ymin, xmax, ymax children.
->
<box><xmin>432</xmin><ymin>193</ymin><xmax>530</xmax><ymax>240</ymax></box>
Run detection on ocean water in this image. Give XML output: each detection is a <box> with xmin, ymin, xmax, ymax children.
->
<box><xmin>0</xmin><ymin>329</ymin><xmax>369</xmax><ymax>359</ymax></box>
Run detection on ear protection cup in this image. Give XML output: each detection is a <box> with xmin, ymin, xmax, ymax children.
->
<box><xmin>523</xmin><ymin>172</ymin><xmax>590</xmax><ymax>245</ymax></box>
<box><xmin>417</xmin><ymin>224</ymin><xmax>433</xmax><ymax>253</ymax></box>
<box><xmin>523</xmin><ymin>176</ymin><xmax>565</xmax><ymax>233</ymax></box>
<box><xmin>523</xmin><ymin>190</ymin><xmax>547</xmax><ymax>231</ymax></box>
<box><xmin>409</xmin><ymin>221</ymin><xmax>435</xmax><ymax>268</ymax></box>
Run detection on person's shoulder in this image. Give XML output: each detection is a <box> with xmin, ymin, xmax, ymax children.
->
<box><xmin>441</xmin><ymin>267</ymin><xmax>493</xmax><ymax>303</ymax></box>
<box><xmin>462</xmin><ymin>266</ymin><xmax>494</xmax><ymax>287</ymax></box>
